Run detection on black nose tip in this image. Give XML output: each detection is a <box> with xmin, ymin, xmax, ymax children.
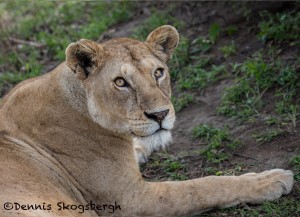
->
<box><xmin>144</xmin><ymin>109</ymin><xmax>169</xmax><ymax>124</ymax></box>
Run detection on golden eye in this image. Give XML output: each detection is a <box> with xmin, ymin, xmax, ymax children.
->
<box><xmin>154</xmin><ymin>68</ymin><xmax>164</xmax><ymax>80</ymax></box>
<box><xmin>114</xmin><ymin>77</ymin><xmax>127</xmax><ymax>87</ymax></box>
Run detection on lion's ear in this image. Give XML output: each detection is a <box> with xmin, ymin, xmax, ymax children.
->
<box><xmin>146</xmin><ymin>25</ymin><xmax>179</xmax><ymax>62</ymax></box>
<box><xmin>65</xmin><ymin>39</ymin><xmax>104</xmax><ymax>80</ymax></box>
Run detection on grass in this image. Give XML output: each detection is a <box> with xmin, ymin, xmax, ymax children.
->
<box><xmin>190</xmin><ymin>37</ymin><xmax>212</xmax><ymax>54</ymax></box>
<box><xmin>258</xmin><ymin>10</ymin><xmax>300</xmax><ymax>43</ymax></box>
<box><xmin>219</xmin><ymin>41</ymin><xmax>236</xmax><ymax>57</ymax></box>
<box><xmin>252</xmin><ymin>129</ymin><xmax>283</xmax><ymax>143</ymax></box>
<box><xmin>162</xmin><ymin>158</ymin><xmax>188</xmax><ymax>180</ymax></box>
<box><xmin>218</xmin><ymin>8</ymin><xmax>300</xmax><ymax>124</ymax></box>
<box><xmin>225</xmin><ymin>25</ymin><xmax>238</xmax><ymax>36</ymax></box>
<box><xmin>0</xmin><ymin>1</ymin><xmax>134</xmax><ymax>93</ymax></box>
<box><xmin>208</xmin><ymin>23</ymin><xmax>221</xmax><ymax>44</ymax></box>
<box><xmin>203</xmin><ymin>197</ymin><xmax>300</xmax><ymax>217</ymax></box>
<box><xmin>171</xmin><ymin>26</ymin><xmax>226</xmax><ymax>88</ymax></box>
<box><xmin>141</xmin><ymin>153</ymin><xmax>188</xmax><ymax>181</ymax></box>
<box><xmin>192</xmin><ymin>124</ymin><xmax>240</xmax><ymax>163</ymax></box>
<box><xmin>290</xmin><ymin>155</ymin><xmax>300</xmax><ymax>181</ymax></box>
<box><xmin>172</xmin><ymin>93</ymin><xmax>194</xmax><ymax>113</ymax></box>
<box><xmin>177</xmin><ymin>64</ymin><xmax>227</xmax><ymax>90</ymax></box>
<box><xmin>217</xmin><ymin>56</ymin><xmax>299</xmax><ymax>123</ymax></box>
<box><xmin>0</xmin><ymin>60</ymin><xmax>41</xmax><ymax>92</ymax></box>
<box><xmin>204</xmin><ymin>165</ymin><xmax>244</xmax><ymax>176</ymax></box>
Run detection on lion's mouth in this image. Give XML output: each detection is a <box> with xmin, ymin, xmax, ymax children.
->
<box><xmin>154</xmin><ymin>127</ymin><xmax>167</xmax><ymax>134</ymax></box>
<box><xmin>131</xmin><ymin>127</ymin><xmax>168</xmax><ymax>138</ymax></box>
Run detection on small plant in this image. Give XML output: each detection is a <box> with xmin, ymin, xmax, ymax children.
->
<box><xmin>190</xmin><ymin>37</ymin><xmax>212</xmax><ymax>54</ymax></box>
<box><xmin>264</xmin><ymin>116</ymin><xmax>281</xmax><ymax>126</ymax></box>
<box><xmin>217</xmin><ymin>77</ymin><xmax>259</xmax><ymax>120</ymax></box>
<box><xmin>208</xmin><ymin>23</ymin><xmax>221</xmax><ymax>44</ymax></box>
<box><xmin>161</xmin><ymin>156</ymin><xmax>187</xmax><ymax>181</ymax></box>
<box><xmin>204</xmin><ymin>167</ymin><xmax>219</xmax><ymax>175</ymax></box>
<box><xmin>192</xmin><ymin>124</ymin><xmax>240</xmax><ymax>163</ymax></box>
<box><xmin>275</xmin><ymin>89</ymin><xmax>299</xmax><ymax>127</ymax></box>
<box><xmin>141</xmin><ymin>153</ymin><xmax>187</xmax><ymax>181</ymax></box>
<box><xmin>169</xmin><ymin>37</ymin><xmax>191</xmax><ymax>79</ymax></box>
<box><xmin>172</xmin><ymin>93</ymin><xmax>194</xmax><ymax>113</ymax></box>
<box><xmin>169</xmin><ymin>173</ymin><xmax>188</xmax><ymax>181</ymax></box>
<box><xmin>225</xmin><ymin>25</ymin><xmax>238</xmax><ymax>36</ymax></box>
<box><xmin>177</xmin><ymin>64</ymin><xmax>227</xmax><ymax>90</ymax></box>
<box><xmin>258</xmin><ymin>10</ymin><xmax>300</xmax><ymax>43</ymax></box>
<box><xmin>290</xmin><ymin>155</ymin><xmax>300</xmax><ymax>181</ymax></box>
<box><xmin>0</xmin><ymin>58</ymin><xmax>42</xmax><ymax>88</ymax></box>
<box><xmin>219</xmin><ymin>41</ymin><xmax>236</xmax><ymax>57</ymax></box>
<box><xmin>252</xmin><ymin>129</ymin><xmax>283</xmax><ymax>143</ymax></box>
<box><xmin>163</xmin><ymin>159</ymin><xmax>183</xmax><ymax>172</ymax></box>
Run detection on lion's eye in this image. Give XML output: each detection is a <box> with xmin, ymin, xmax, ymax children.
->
<box><xmin>114</xmin><ymin>77</ymin><xmax>127</xmax><ymax>87</ymax></box>
<box><xmin>154</xmin><ymin>68</ymin><xmax>164</xmax><ymax>80</ymax></box>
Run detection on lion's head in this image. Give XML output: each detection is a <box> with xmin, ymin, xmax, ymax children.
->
<box><xmin>65</xmin><ymin>25</ymin><xmax>179</xmax><ymax>156</ymax></box>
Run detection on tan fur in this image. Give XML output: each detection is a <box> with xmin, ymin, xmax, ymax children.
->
<box><xmin>0</xmin><ymin>25</ymin><xmax>294</xmax><ymax>217</ymax></box>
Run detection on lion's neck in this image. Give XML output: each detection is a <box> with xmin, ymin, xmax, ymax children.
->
<box><xmin>59</xmin><ymin>64</ymin><xmax>89</xmax><ymax>115</ymax></box>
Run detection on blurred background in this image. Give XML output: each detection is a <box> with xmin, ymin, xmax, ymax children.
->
<box><xmin>0</xmin><ymin>1</ymin><xmax>299</xmax><ymax>216</ymax></box>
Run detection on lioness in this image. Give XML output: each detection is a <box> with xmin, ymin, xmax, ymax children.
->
<box><xmin>0</xmin><ymin>25</ymin><xmax>294</xmax><ymax>217</ymax></box>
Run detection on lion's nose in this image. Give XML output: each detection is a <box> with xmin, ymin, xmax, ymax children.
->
<box><xmin>144</xmin><ymin>109</ymin><xmax>169</xmax><ymax>125</ymax></box>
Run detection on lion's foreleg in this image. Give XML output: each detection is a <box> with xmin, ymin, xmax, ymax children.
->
<box><xmin>123</xmin><ymin>169</ymin><xmax>293</xmax><ymax>216</ymax></box>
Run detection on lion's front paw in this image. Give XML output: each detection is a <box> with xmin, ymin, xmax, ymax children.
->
<box><xmin>242</xmin><ymin>169</ymin><xmax>294</xmax><ymax>204</ymax></box>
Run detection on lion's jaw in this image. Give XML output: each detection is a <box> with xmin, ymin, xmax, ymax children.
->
<box><xmin>133</xmin><ymin>130</ymin><xmax>173</xmax><ymax>161</ymax></box>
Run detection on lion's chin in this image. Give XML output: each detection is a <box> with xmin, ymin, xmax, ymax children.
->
<box><xmin>133</xmin><ymin>130</ymin><xmax>172</xmax><ymax>163</ymax></box>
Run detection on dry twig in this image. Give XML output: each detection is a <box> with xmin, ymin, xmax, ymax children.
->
<box><xmin>8</xmin><ymin>37</ymin><xmax>45</xmax><ymax>48</ymax></box>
